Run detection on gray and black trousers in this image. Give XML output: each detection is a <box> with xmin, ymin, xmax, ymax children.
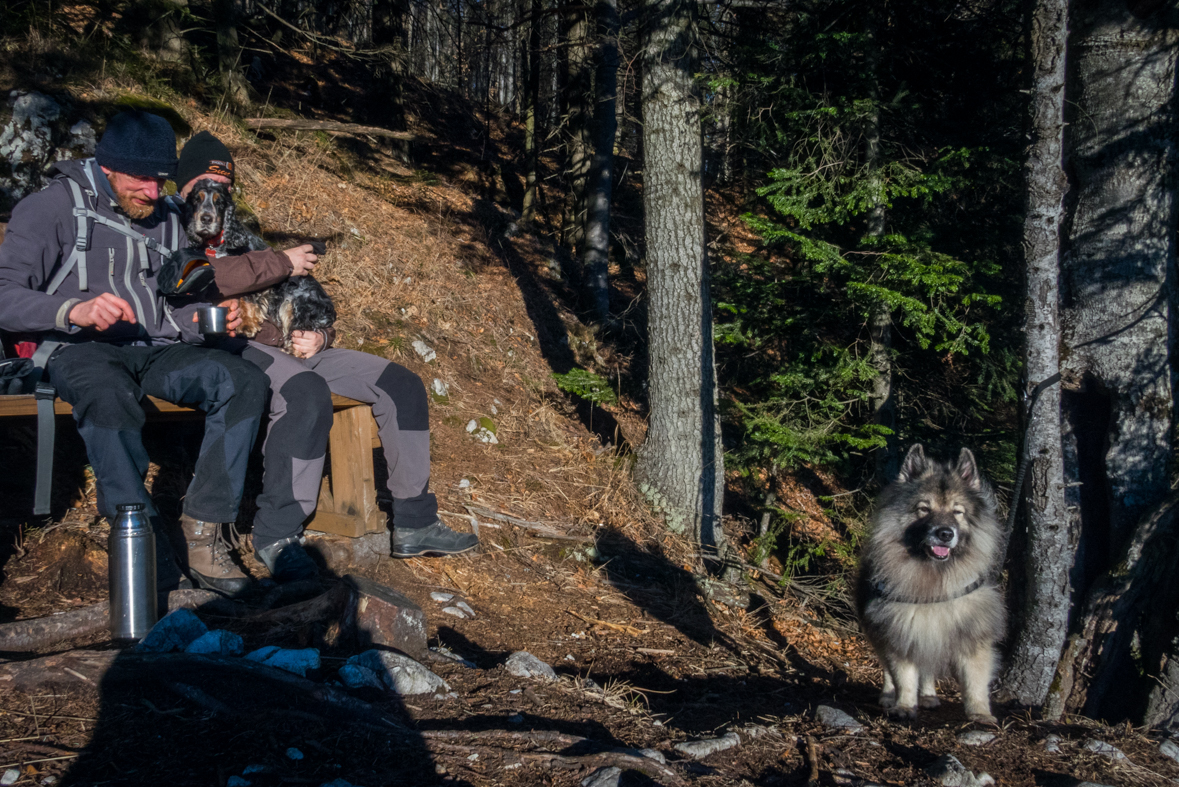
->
<box><xmin>238</xmin><ymin>342</ymin><xmax>437</xmax><ymax>549</ymax></box>
<box><xmin>47</xmin><ymin>341</ymin><xmax>269</xmax><ymax>587</ymax></box>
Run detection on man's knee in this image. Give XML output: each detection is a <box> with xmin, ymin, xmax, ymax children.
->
<box><xmin>223</xmin><ymin>354</ymin><xmax>270</xmax><ymax>412</ymax></box>
<box><xmin>376</xmin><ymin>363</ymin><xmax>429</xmax><ymax>431</ymax></box>
<box><xmin>279</xmin><ymin>371</ymin><xmax>333</xmax><ymax>430</ymax></box>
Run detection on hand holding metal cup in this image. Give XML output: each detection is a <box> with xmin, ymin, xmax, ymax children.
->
<box><xmin>197</xmin><ymin>305</ymin><xmax>229</xmax><ymax>335</ymax></box>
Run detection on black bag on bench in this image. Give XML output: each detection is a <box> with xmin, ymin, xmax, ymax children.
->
<box><xmin>1</xmin><ymin>343</ymin><xmax>61</xmax><ymax>516</ymax></box>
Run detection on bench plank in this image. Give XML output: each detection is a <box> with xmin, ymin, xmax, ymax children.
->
<box><xmin>0</xmin><ymin>393</ymin><xmax>369</xmax><ymax>418</ymax></box>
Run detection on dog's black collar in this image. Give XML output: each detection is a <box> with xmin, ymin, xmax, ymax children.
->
<box><xmin>868</xmin><ymin>576</ymin><xmax>987</xmax><ymax>605</ymax></box>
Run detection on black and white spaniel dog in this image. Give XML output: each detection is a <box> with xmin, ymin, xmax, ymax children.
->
<box><xmin>183</xmin><ymin>177</ymin><xmax>336</xmax><ymax>356</ymax></box>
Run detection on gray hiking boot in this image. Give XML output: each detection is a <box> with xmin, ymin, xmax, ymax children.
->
<box><xmin>179</xmin><ymin>514</ymin><xmax>253</xmax><ymax>596</ymax></box>
<box><xmin>392</xmin><ymin>520</ymin><xmax>479</xmax><ymax>558</ymax></box>
<box><xmin>255</xmin><ymin>536</ymin><xmax>319</xmax><ymax>583</ymax></box>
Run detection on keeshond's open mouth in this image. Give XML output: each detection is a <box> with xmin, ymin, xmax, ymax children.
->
<box><xmin>927</xmin><ymin>544</ymin><xmax>952</xmax><ymax>560</ymax></box>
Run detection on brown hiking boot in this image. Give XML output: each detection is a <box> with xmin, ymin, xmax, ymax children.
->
<box><xmin>179</xmin><ymin>514</ymin><xmax>253</xmax><ymax>596</ymax></box>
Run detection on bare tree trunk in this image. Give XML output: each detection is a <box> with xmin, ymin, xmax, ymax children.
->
<box><xmin>1053</xmin><ymin>0</ymin><xmax>1179</xmax><ymax>723</ymax></box>
<box><xmin>561</xmin><ymin>5</ymin><xmax>593</xmax><ymax>282</ymax></box>
<box><xmin>636</xmin><ymin>0</ymin><xmax>726</xmax><ymax>557</ymax></box>
<box><xmin>214</xmin><ymin>0</ymin><xmax>251</xmax><ymax>107</ymax></box>
<box><xmin>520</xmin><ymin>0</ymin><xmax>542</xmax><ymax>225</ymax></box>
<box><xmin>863</xmin><ymin>8</ymin><xmax>895</xmax><ymax>486</ymax></box>
<box><xmin>998</xmin><ymin>0</ymin><xmax>1070</xmax><ymax>711</ymax></box>
<box><xmin>580</xmin><ymin>0</ymin><xmax>620</xmax><ymax>322</ymax></box>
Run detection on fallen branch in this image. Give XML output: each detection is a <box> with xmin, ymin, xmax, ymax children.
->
<box><xmin>463</xmin><ymin>504</ymin><xmax>593</xmax><ymax>541</ymax></box>
<box><xmin>244</xmin><ymin>118</ymin><xmax>413</xmax><ymax>141</ymax></box>
<box><xmin>0</xmin><ymin>589</ymin><xmax>240</xmax><ymax>653</ymax></box>
<box><xmin>805</xmin><ymin>734</ymin><xmax>820</xmax><ymax>787</ymax></box>
<box><xmin>567</xmin><ymin>609</ymin><xmax>649</xmax><ymax>636</ymax></box>
<box><xmin>428</xmin><ymin>741</ymin><xmax>684</xmax><ymax>785</ymax></box>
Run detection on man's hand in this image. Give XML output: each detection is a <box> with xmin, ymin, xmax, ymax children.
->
<box><xmin>290</xmin><ymin>330</ymin><xmax>324</xmax><ymax>359</ymax></box>
<box><xmin>190</xmin><ymin>299</ymin><xmax>243</xmax><ymax>337</ymax></box>
<box><xmin>69</xmin><ymin>293</ymin><xmax>136</xmax><ymax>331</ymax></box>
<box><xmin>283</xmin><ymin>244</ymin><xmax>318</xmax><ymax>277</ymax></box>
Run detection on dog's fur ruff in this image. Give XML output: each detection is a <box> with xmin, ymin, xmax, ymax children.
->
<box><xmin>855</xmin><ymin>444</ymin><xmax>1006</xmax><ymax>723</ymax></box>
<box><xmin>183</xmin><ymin>178</ymin><xmax>336</xmax><ymax>356</ymax></box>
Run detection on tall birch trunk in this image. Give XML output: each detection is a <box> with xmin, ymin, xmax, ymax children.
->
<box><xmin>520</xmin><ymin>0</ymin><xmax>542</xmax><ymax>225</ymax></box>
<box><xmin>998</xmin><ymin>0</ymin><xmax>1070</xmax><ymax>711</ymax></box>
<box><xmin>637</xmin><ymin>0</ymin><xmax>726</xmax><ymax>555</ymax></box>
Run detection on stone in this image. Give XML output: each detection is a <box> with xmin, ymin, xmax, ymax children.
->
<box><xmin>346</xmin><ymin>575</ymin><xmax>428</xmax><ymax>661</ymax></box>
<box><xmin>432</xmin><ymin>379</ymin><xmax>449</xmax><ymax>397</ymax></box>
<box><xmin>412</xmin><ymin>340</ymin><xmax>436</xmax><ymax>363</ymax></box>
<box><xmin>639</xmin><ymin>749</ymin><xmax>666</xmax><ymax>764</ymax></box>
<box><xmin>581</xmin><ymin>766</ymin><xmax>622</xmax><ymax>787</ymax></box>
<box><xmin>286</xmin><ymin>748</ymin><xmax>304</xmax><ymax>760</ymax></box>
<box><xmin>226</xmin><ymin>778</ymin><xmax>251</xmax><ymax>787</ymax></box>
<box><xmin>456</xmin><ymin>601</ymin><xmax>476</xmax><ymax>617</ymax></box>
<box><xmin>1</xmin><ymin>768</ymin><xmax>20</xmax><ymax>786</ymax></box>
<box><xmin>504</xmin><ymin>651</ymin><xmax>557</xmax><ymax>681</ymax></box>
<box><xmin>304</xmin><ymin>532</ymin><xmax>390</xmax><ymax>571</ymax></box>
<box><xmin>343</xmin><ymin>650</ymin><xmax>449</xmax><ymax>695</ymax></box>
<box><xmin>1043</xmin><ymin>734</ymin><xmax>1062</xmax><ymax>753</ymax></box>
<box><xmin>430</xmin><ymin>592</ymin><xmax>454</xmax><ymax>603</ymax></box>
<box><xmin>1161</xmin><ymin>738</ymin><xmax>1179</xmax><ymax>763</ymax></box>
<box><xmin>816</xmin><ymin>705</ymin><xmax>864</xmax><ymax>732</ymax></box>
<box><xmin>924</xmin><ymin>754</ymin><xmax>995</xmax><ymax>787</ymax></box>
<box><xmin>673</xmin><ymin>733</ymin><xmax>741</xmax><ymax>760</ymax></box>
<box><xmin>508</xmin><ymin>713</ymin><xmax>524</xmax><ymax>724</ymax></box>
<box><xmin>1083</xmin><ymin>740</ymin><xmax>1126</xmax><ymax>760</ymax></box>
<box><xmin>957</xmin><ymin>730</ymin><xmax>997</xmax><ymax>747</ymax></box>
<box><xmin>137</xmin><ymin>609</ymin><xmax>208</xmax><ymax>653</ymax></box>
<box><xmin>429</xmin><ymin>645</ymin><xmax>476</xmax><ymax>668</ymax></box>
<box><xmin>441</xmin><ymin>606</ymin><xmax>468</xmax><ymax>619</ymax></box>
<box><xmin>185</xmin><ymin>629</ymin><xmax>244</xmax><ymax>656</ymax></box>
<box><xmin>245</xmin><ymin>647</ymin><xmax>321</xmax><ymax>677</ymax></box>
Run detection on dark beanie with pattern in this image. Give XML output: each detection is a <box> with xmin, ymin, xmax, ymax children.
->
<box><xmin>94</xmin><ymin>111</ymin><xmax>177</xmax><ymax>178</ymax></box>
<box><xmin>176</xmin><ymin>130</ymin><xmax>235</xmax><ymax>190</ymax></box>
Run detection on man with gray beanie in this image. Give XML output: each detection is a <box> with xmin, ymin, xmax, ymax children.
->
<box><xmin>0</xmin><ymin>110</ymin><xmax>269</xmax><ymax>596</ymax></box>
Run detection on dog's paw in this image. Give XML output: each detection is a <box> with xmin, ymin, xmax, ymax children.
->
<box><xmin>966</xmin><ymin>711</ymin><xmax>997</xmax><ymax>725</ymax></box>
<box><xmin>919</xmin><ymin>694</ymin><xmax>940</xmax><ymax>709</ymax></box>
<box><xmin>885</xmin><ymin>705</ymin><xmax>917</xmax><ymax>720</ymax></box>
<box><xmin>878</xmin><ymin>691</ymin><xmax>897</xmax><ymax>709</ymax></box>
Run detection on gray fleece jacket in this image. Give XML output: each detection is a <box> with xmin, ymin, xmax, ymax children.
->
<box><xmin>0</xmin><ymin>158</ymin><xmax>205</xmax><ymax>345</ymax></box>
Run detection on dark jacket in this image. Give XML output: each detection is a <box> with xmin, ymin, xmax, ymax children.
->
<box><xmin>0</xmin><ymin>158</ymin><xmax>205</xmax><ymax>345</ymax></box>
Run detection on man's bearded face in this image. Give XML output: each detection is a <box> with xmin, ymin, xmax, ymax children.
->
<box><xmin>104</xmin><ymin>170</ymin><xmax>165</xmax><ymax>220</ymax></box>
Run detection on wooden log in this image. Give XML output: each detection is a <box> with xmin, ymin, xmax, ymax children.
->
<box><xmin>244</xmin><ymin>118</ymin><xmax>413</xmax><ymax>141</ymax></box>
<box><xmin>0</xmin><ymin>589</ymin><xmax>239</xmax><ymax>653</ymax></box>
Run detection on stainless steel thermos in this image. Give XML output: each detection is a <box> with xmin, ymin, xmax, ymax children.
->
<box><xmin>109</xmin><ymin>503</ymin><xmax>158</xmax><ymax>641</ymax></box>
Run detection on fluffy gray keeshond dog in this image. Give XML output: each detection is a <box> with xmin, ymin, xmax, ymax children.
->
<box><xmin>855</xmin><ymin>444</ymin><xmax>1006</xmax><ymax>723</ymax></box>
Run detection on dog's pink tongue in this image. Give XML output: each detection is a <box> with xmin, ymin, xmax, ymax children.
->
<box><xmin>932</xmin><ymin>545</ymin><xmax>951</xmax><ymax>558</ymax></box>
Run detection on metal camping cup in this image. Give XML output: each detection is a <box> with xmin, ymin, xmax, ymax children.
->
<box><xmin>197</xmin><ymin>305</ymin><xmax>229</xmax><ymax>335</ymax></box>
<box><xmin>109</xmin><ymin>502</ymin><xmax>158</xmax><ymax>641</ymax></box>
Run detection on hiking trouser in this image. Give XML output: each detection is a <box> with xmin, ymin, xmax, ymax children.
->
<box><xmin>47</xmin><ymin>341</ymin><xmax>268</xmax><ymax>587</ymax></box>
<box><xmin>240</xmin><ymin>342</ymin><xmax>437</xmax><ymax>548</ymax></box>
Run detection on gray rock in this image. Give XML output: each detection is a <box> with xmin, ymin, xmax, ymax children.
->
<box><xmin>412</xmin><ymin>340</ymin><xmax>436</xmax><ymax>363</ymax></box>
<box><xmin>1043</xmin><ymin>734</ymin><xmax>1062</xmax><ymax>753</ymax></box>
<box><xmin>430</xmin><ymin>592</ymin><xmax>454</xmax><ymax>603</ymax></box>
<box><xmin>341</xmin><ymin>650</ymin><xmax>449</xmax><ymax>695</ymax></box>
<box><xmin>639</xmin><ymin>749</ymin><xmax>666</xmax><ymax>764</ymax></box>
<box><xmin>456</xmin><ymin>600</ymin><xmax>476</xmax><ymax>617</ymax></box>
<box><xmin>1161</xmin><ymin>738</ymin><xmax>1179</xmax><ymax>763</ymax></box>
<box><xmin>1075</xmin><ymin>783</ymin><xmax>1116</xmax><ymax>787</ymax></box>
<box><xmin>2</xmin><ymin>768</ymin><xmax>20</xmax><ymax>786</ymax></box>
<box><xmin>673</xmin><ymin>733</ymin><xmax>741</xmax><ymax>760</ymax></box>
<box><xmin>924</xmin><ymin>754</ymin><xmax>995</xmax><ymax>787</ymax></box>
<box><xmin>441</xmin><ymin>606</ymin><xmax>468</xmax><ymax>619</ymax></box>
<box><xmin>956</xmin><ymin>730</ymin><xmax>997</xmax><ymax>747</ymax></box>
<box><xmin>1083</xmin><ymin>739</ymin><xmax>1126</xmax><ymax>760</ymax></box>
<box><xmin>432</xmin><ymin>379</ymin><xmax>449</xmax><ymax>397</ymax></box>
<box><xmin>581</xmin><ymin>766</ymin><xmax>622</xmax><ymax>787</ymax></box>
<box><xmin>428</xmin><ymin>645</ymin><xmax>476</xmax><ymax>668</ymax></box>
<box><xmin>505</xmin><ymin>651</ymin><xmax>557</xmax><ymax>681</ymax></box>
<box><xmin>816</xmin><ymin>705</ymin><xmax>864</xmax><ymax>732</ymax></box>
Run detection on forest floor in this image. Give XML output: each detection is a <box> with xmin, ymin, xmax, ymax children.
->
<box><xmin>1</xmin><ymin>31</ymin><xmax>1179</xmax><ymax>787</ymax></box>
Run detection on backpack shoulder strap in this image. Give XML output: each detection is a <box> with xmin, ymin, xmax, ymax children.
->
<box><xmin>46</xmin><ymin>177</ymin><xmax>93</xmax><ymax>295</ymax></box>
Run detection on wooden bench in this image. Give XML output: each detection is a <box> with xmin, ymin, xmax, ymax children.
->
<box><xmin>0</xmin><ymin>393</ymin><xmax>387</xmax><ymax>539</ymax></box>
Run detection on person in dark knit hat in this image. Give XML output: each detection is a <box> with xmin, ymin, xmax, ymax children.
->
<box><xmin>173</xmin><ymin>130</ymin><xmax>479</xmax><ymax>584</ymax></box>
<box><xmin>0</xmin><ymin>111</ymin><xmax>270</xmax><ymax>597</ymax></box>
